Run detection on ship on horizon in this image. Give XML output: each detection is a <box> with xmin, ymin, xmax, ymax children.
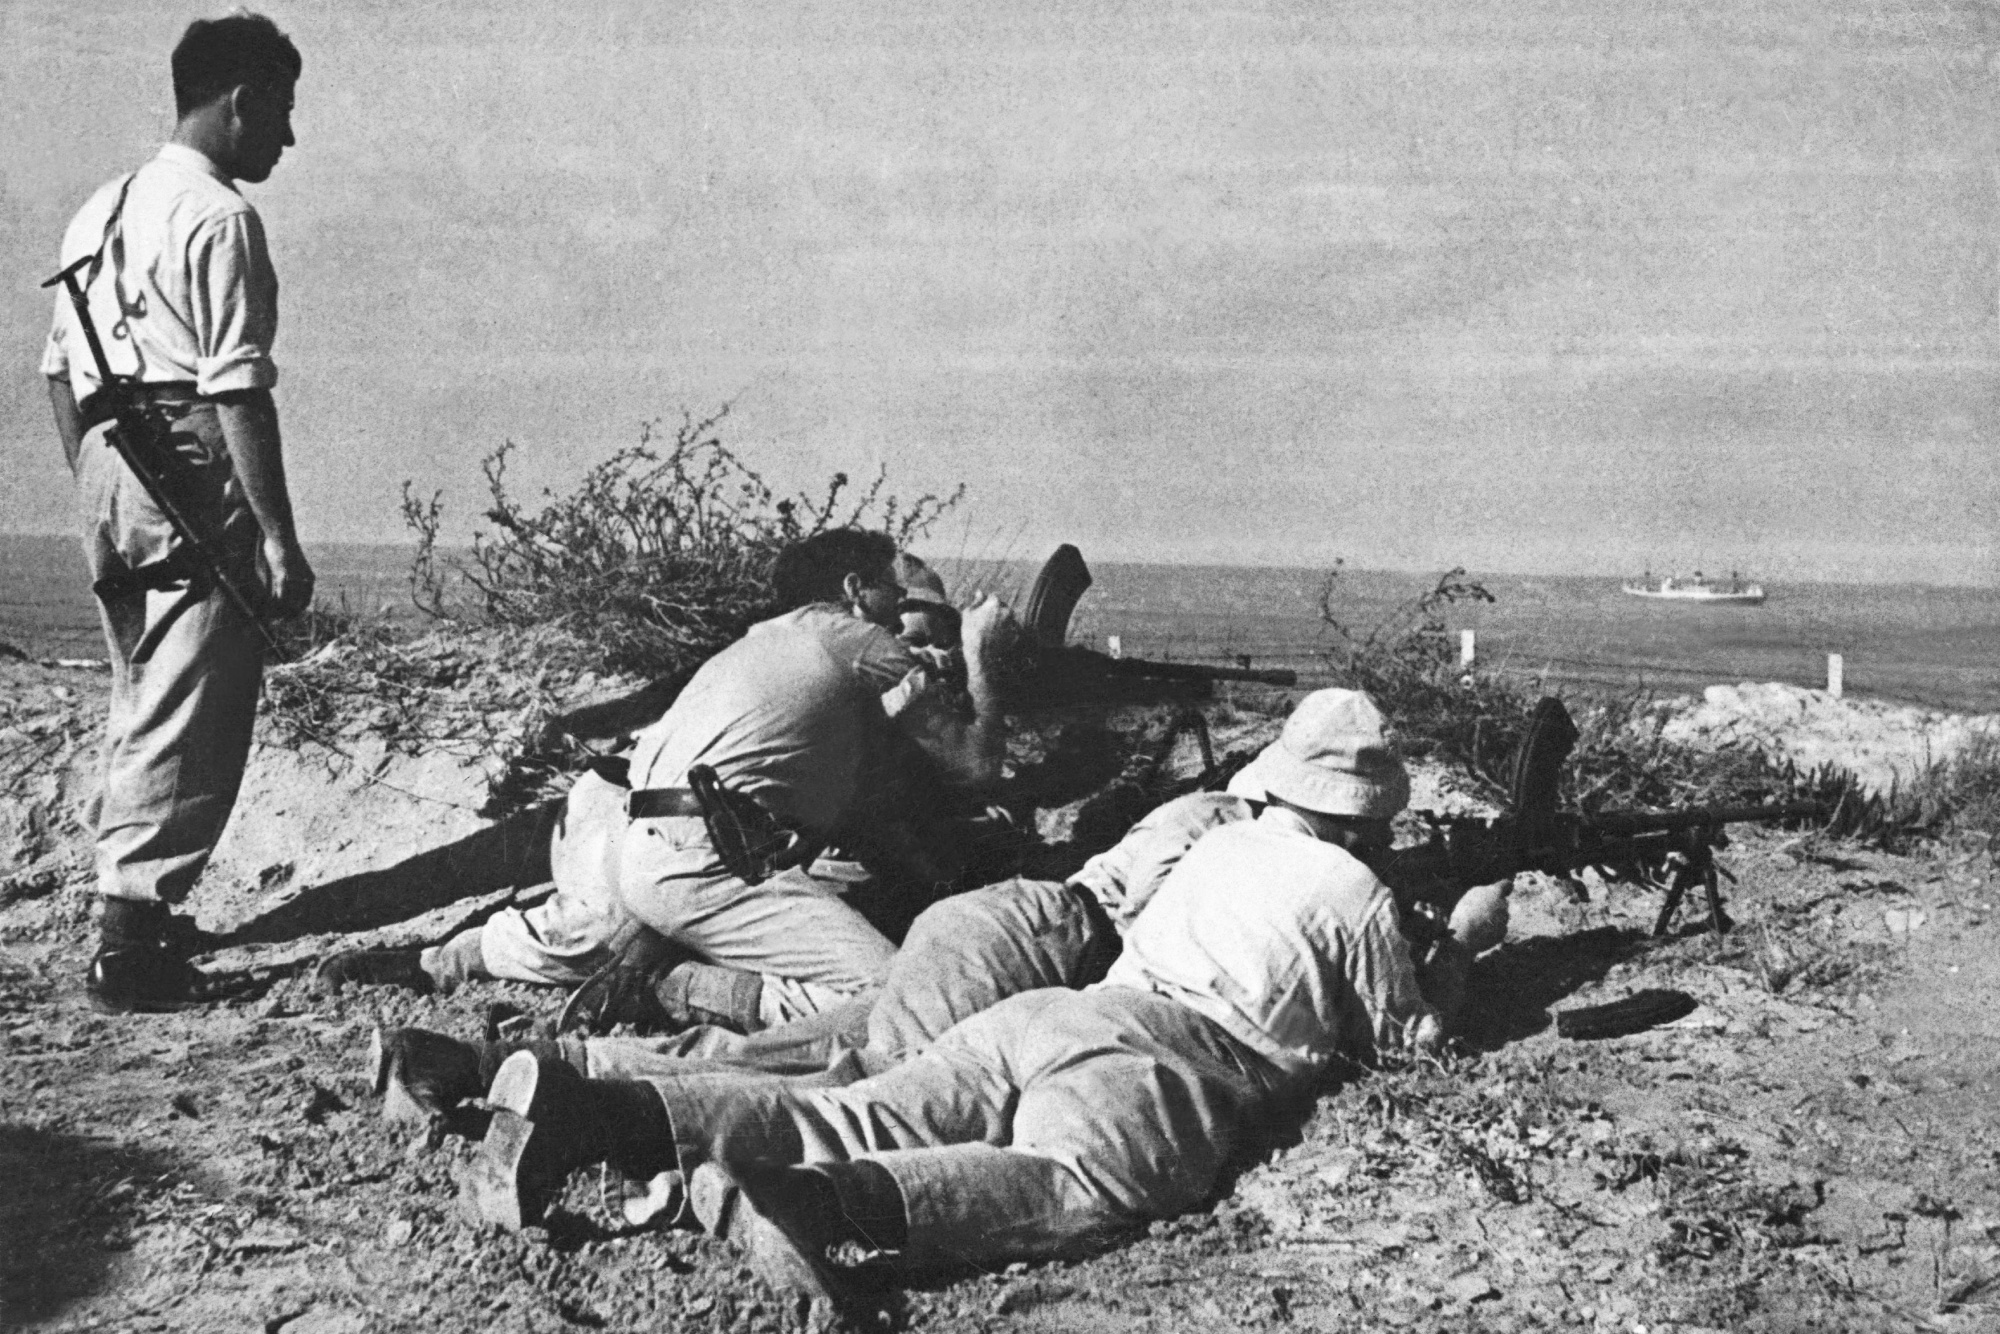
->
<box><xmin>1622</xmin><ymin>570</ymin><xmax>1766</xmax><ymax>605</ymax></box>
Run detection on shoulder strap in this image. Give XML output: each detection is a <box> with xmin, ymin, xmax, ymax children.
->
<box><xmin>81</xmin><ymin>171</ymin><xmax>140</xmax><ymax>292</ymax></box>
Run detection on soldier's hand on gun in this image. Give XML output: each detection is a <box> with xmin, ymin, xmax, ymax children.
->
<box><xmin>264</xmin><ymin>535</ymin><xmax>316</xmax><ymax>618</ymax></box>
<box><xmin>1449</xmin><ymin>878</ymin><xmax>1511</xmax><ymax>956</ymax></box>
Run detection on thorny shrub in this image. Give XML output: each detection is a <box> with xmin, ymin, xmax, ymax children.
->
<box><xmin>1315</xmin><ymin>561</ymin><xmax>1991</xmax><ymax>848</ymax></box>
<box><xmin>404</xmin><ymin>408</ymin><xmax>962</xmax><ymax>680</ymax></box>
<box><xmin>262</xmin><ymin>409</ymin><xmax>963</xmax><ymax>811</ymax></box>
<box><xmin>1317</xmin><ymin>561</ymin><xmax>1805</xmax><ymax>811</ymax></box>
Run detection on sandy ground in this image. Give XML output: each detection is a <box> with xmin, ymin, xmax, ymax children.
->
<box><xmin>4</xmin><ymin>661</ymin><xmax>1999</xmax><ymax>1333</ymax></box>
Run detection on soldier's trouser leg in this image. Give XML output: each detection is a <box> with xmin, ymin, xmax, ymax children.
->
<box><xmin>583</xmin><ymin>991</ymin><xmax>878</xmax><ymax>1080</ymax></box>
<box><xmin>78</xmin><ymin>405</ymin><xmax>262</xmax><ymax>907</ymax></box>
<box><xmin>865</xmin><ymin>877</ymin><xmax>1116</xmax><ymax>1058</ymax></box>
<box><xmin>472</xmin><ymin>770</ymin><xmax>661</xmax><ymax>987</ymax></box>
<box><xmin>648</xmin><ymin>987</ymin><xmax>1279</xmax><ymax>1270</ymax></box>
<box><xmin>615</xmin><ymin>815</ymin><xmax>896</xmax><ymax>1026</ymax></box>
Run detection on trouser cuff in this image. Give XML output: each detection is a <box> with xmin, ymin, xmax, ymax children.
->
<box><xmin>419</xmin><ymin>928</ymin><xmax>488</xmax><ymax>990</ymax></box>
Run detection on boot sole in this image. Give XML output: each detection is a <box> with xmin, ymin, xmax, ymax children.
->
<box><xmin>485</xmin><ymin>1048</ymin><xmax>551</xmax><ymax>1118</ymax></box>
<box><xmin>368</xmin><ymin>1027</ymin><xmax>437</xmax><ymax>1127</ymax></box>
<box><xmin>461</xmin><ymin>1111</ymin><xmax>544</xmax><ymax>1230</ymax></box>
<box><xmin>458</xmin><ymin>1052</ymin><xmax>569</xmax><ymax>1230</ymax></box>
<box><xmin>688</xmin><ymin>1164</ymin><xmax>854</xmax><ymax>1322</ymax></box>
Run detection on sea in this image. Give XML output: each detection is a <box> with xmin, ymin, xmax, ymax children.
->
<box><xmin>7</xmin><ymin>533</ymin><xmax>2000</xmax><ymax>713</ymax></box>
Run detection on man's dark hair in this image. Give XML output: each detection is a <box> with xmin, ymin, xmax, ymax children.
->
<box><xmin>173</xmin><ymin>12</ymin><xmax>302</xmax><ymax>116</ymax></box>
<box><xmin>769</xmin><ymin>529</ymin><xmax>898</xmax><ymax>610</ymax></box>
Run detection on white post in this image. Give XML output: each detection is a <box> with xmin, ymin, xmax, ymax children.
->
<box><xmin>1459</xmin><ymin>629</ymin><xmax>1476</xmax><ymax>668</ymax></box>
<box><xmin>1107</xmin><ymin>635</ymin><xmax>1122</xmax><ymax>660</ymax></box>
<box><xmin>1827</xmin><ymin>653</ymin><xmax>1844</xmax><ymax>698</ymax></box>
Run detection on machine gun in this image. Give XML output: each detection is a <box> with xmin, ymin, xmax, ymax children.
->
<box><xmin>1021</xmin><ymin>544</ymin><xmax>1298</xmax><ymax>702</ymax></box>
<box><xmin>1384</xmin><ymin>697</ymin><xmax>1823</xmax><ymax>939</ymax></box>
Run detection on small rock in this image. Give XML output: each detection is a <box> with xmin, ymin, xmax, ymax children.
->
<box><xmin>300</xmin><ymin>1085</ymin><xmax>345</xmax><ymax>1124</ymax></box>
<box><xmin>169</xmin><ymin>1092</ymin><xmax>200</xmax><ymax>1118</ymax></box>
<box><xmin>1445</xmin><ymin>1273</ymin><xmax>1500</xmax><ymax>1304</ymax></box>
<box><xmin>384</xmin><ymin>1218</ymin><xmax>414</xmax><ymax>1247</ymax></box>
<box><xmin>282</xmin><ymin>1312</ymin><xmax>369</xmax><ymax>1334</ymax></box>
<box><xmin>1884</xmin><ymin>908</ymin><xmax>1927</xmax><ymax>935</ymax></box>
<box><xmin>231</xmin><ymin>1220</ymin><xmax>305</xmax><ymax>1254</ymax></box>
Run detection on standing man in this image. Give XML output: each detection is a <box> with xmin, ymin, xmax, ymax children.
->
<box><xmin>43</xmin><ymin>13</ymin><xmax>313</xmax><ymax>1012</ymax></box>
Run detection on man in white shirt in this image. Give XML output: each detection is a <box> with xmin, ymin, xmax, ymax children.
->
<box><xmin>43</xmin><ymin>14</ymin><xmax>314</xmax><ymax>1013</ymax></box>
<box><xmin>364</xmin><ymin>784</ymin><xmax>1256</xmax><ymax>1131</ymax></box>
<box><xmin>456</xmin><ymin>690</ymin><xmax>1509</xmax><ymax>1317</ymax></box>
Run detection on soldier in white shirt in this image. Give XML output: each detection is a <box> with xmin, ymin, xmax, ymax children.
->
<box><xmin>454</xmin><ymin>690</ymin><xmax>1509</xmax><ymax>1319</ymax></box>
<box><xmin>362</xmin><ymin>784</ymin><xmax>1258</xmax><ymax>1135</ymax></box>
<box><xmin>43</xmin><ymin>14</ymin><xmax>313</xmax><ymax>1013</ymax></box>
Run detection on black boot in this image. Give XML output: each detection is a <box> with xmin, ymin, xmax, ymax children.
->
<box><xmin>689</xmin><ymin>1158</ymin><xmax>907</xmax><ymax>1320</ymax></box>
<box><xmin>368</xmin><ymin>1026</ymin><xmax>572</xmax><ymax>1130</ymax></box>
<box><xmin>557</xmin><ymin>960</ymin><xmax>763</xmax><ymax>1036</ymax></box>
<box><xmin>462</xmin><ymin>1053</ymin><xmax>677</xmax><ymax>1230</ymax></box>
<box><xmin>87</xmin><ymin>899</ymin><xmax>203</xmax><ymax>1014</ymax></box>
<box><xmin>314</xmin><ymin>947</ymin><xmax>434</xmax><ymax>996</ymax></box>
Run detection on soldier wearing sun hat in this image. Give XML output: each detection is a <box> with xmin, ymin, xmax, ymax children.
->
<box><xmin>455</xmin><ymin>688</ymin><xmax>1511</xmax><ymax>1322</ymax></box>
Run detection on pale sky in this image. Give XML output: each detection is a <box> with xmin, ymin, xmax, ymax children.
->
<box><xmin>3</xmin><ymin>0</ymin><xmax>1995</xmax><ymax>583</ymax></box>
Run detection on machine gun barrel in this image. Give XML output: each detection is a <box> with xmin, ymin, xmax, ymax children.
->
<box><xmin>1079</xmin><ymin>648</ymin><xmax>1298</xmax><ymax>687</ymax></box>
<box><xmin>1575</xmin><ymin>801</ymin><xmax>1825</xmax><ymax>838</ymax></box>
<box><xmin>1385</xmin><ymin>797</ymin><xmax>1826</xmax><ymax>938</ymax></box>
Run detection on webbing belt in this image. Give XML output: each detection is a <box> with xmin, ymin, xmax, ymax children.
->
<box><xmin>625</xmin><ymin>787</ymin><xmax>705</xmax><ymax>820</ymax></box>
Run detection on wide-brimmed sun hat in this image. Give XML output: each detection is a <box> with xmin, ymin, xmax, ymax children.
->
<box><xmin>1226</xmin><ymin>688</ymin><xmax>1409</xmax><ymax>819</ymax></box>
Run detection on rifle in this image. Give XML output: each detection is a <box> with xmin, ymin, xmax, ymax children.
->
<box><xmin>43</xmin><ymin>255</ymin><xmax>281</xmax><ymax>658</ymax></box>
<box><xmin>1022</xmin><ymin>544</ymin><xmax>1298</xmax><ymax>702</ymax></box>
<box><xmin>1384</xmin><ymin>698</ymin><xmax>1823</xmax><ymax>939</ymax></box>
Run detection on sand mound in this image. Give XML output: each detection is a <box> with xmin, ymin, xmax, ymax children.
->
<box><xmin>1655</xmin><ymin>681</ymin><xmax>2000</xmax><ymax>796</ymax></box>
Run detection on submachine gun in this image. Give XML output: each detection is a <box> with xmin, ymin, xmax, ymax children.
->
<box><xmin>1385</xmin><ymin>697</ymin><xmax>1824</xmax><ymax>939</ymax></box>
<box><xmin>43</xmin><ymin>254</ymin><xmax>281</xmax><ymax>659</ymax></box>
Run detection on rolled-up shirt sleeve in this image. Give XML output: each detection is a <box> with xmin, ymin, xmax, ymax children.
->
<box><xmin>189</xmin><ymin>210</ymin><xmax>279</xmax><ymax>395</ymax></box>
<box><xmin>41</xmin><ymin>309</ymin><xmax>70</xmax><ymax>379</ymax></box>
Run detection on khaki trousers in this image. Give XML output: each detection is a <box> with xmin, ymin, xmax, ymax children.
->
<box><xmin>77</xmin><ymin>403</ymin><xmax>262</xmax><ymax>905</ymax></box>
<box><xmin>583</xmin><ymin>875</ymin><xmax>1117</xmax><ymax>1080</ymax></box>
<box><xmin>479</xmin><ymin>774</ymin><xmax>896</xmax><ymax>1024</ymax></box>
<box><xmin>648</xmin><ymin>986</ymin><xmax>1285</xmax><ymax>1270</ymax></box>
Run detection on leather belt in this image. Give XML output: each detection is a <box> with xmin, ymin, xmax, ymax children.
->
<box><xmin>626</xmin><ymin>786</ymin><xmax>705</xmax><ymax>820</ymax></box>
<box><xmin>78</xmin><ymin>381</ymin><xmax>201</xmax><ymax>432</ymax></box>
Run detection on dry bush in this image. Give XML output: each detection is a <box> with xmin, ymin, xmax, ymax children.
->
<box><xmin>1794</xmin><ymin>731</ymin><xmax>2000</xmax><ymax>851</ymax></box>
<box><xmin>405</xmin><ymin>409</ymin><xmax>962</xmax><ymax>681</ymax></box>
<box><xmin>264</xmin><ymin>409</ymin><xmax>963</xmax><ymax>812</ymax></box>
<box><xmin>1319</xmin><ymin>562</ymin><xmax>1836</xmax><ymax>818</ymax></box>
